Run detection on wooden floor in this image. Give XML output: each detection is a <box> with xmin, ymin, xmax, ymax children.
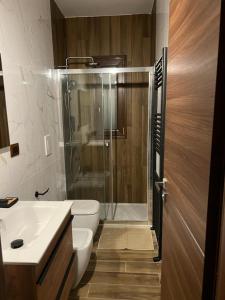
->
<box><xmin>69</xmin><ymin>225</ymin><xmax>161</xmax><ymax>300</ymax></box>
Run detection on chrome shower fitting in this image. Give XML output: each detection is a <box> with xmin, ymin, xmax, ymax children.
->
<box><xmin>65</xmin><ymin>56</ymin><xmax>98</xmax><ymax>68</ymax></box>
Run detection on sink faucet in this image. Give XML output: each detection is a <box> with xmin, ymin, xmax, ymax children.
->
<box><xmin>34</xmin><ymin>188</ymin><xmax>50</xmax><ymax>199</ymax></box>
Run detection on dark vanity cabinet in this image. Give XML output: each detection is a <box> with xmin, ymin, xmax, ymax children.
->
<box><xmin>4</xmin><ymin>213</ymin><xmax>76</xmax><ymax>300</ymax></box>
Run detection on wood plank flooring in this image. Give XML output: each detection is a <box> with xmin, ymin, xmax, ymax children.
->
<box><xmin>69</xmin><ymin>225</ymin><xmax>161</xmax><ymax>300</ymax></box>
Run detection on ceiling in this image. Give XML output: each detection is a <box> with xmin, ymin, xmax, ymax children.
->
<box><xmin>55</xmin><ymin>0</ymin><xmax>155</xmax><ymax>18</ymax></box>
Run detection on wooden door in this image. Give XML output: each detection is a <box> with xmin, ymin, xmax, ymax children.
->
<box><xmin>161</xmin><ymin>0</ymin><xmax>221</xmax><ymax>299</ymax></box>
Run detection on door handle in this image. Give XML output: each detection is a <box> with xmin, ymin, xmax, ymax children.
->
<box><xmin>162</xmin><ymin>190</ymin><xmax>168</xmax><ymax>203</ymax></box>
<box><xmin>155</xmin><ymin>178</ymin><xmax>168</xmax><ymax>202</ymax></box>
<box><xmin>155</xmin><ymin>181</ymin><xmax>164</xmax><ymax>191</ymax></box>
<box><xmin>155</xmin><ymin>178</ymin><xmax>167</xmax><ymax>191</ymax></box>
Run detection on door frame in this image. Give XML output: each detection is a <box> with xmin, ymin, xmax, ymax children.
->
<box><xmin>202</xmin><ymin>0</ymin><xmax>225</xmax><ymax>298</ymax></box>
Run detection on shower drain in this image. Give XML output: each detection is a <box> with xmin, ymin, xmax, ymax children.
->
<box><xmin>11</xmin><ymin>239</ymin><xmax>24</xmax><ymax>249</ymax></box>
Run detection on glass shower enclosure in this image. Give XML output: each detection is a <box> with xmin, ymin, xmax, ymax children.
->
<box><xmin>59</xmin><ymin>67</ymin><xmax>153</xmax><ymax>221</ymax></box>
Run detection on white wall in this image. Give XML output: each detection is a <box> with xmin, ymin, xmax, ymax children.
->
<box><xmin>155</xmin><ymin>0</ymin><xmax>169</xmax><ymax>60</ymax></box>
<box><xmin>0</xmin><ymin>0</ymin><xmax>66</xmax><ymax>201</ymax></box>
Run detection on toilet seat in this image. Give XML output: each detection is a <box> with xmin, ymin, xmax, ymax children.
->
<box><xmin>71</xmin><ymin>200</ymin><xmax>100</xmax><ymax>215</ymax></box>
<box><xmin>71</xmin><ymin>200</ymin><xmax>100</xmax><ymax>235</ymax></box>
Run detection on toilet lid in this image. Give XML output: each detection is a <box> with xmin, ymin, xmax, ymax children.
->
<box><xmin>71</xmin><ymin>200</ymin><xmax>100</xmax><ymax>215</ymax></box>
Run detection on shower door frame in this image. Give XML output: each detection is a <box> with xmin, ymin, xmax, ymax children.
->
<box><xmin>59</xmin><ymin>66</ymin><xmax>154</xmax><ymax>222</ymax></box>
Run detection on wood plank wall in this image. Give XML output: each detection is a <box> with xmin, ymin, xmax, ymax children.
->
<box><xmin>65</xmin><ymin>15</ymin><xmax>155</xmax><ymax>204</ymax></box>
<box><xmin>65</xmin><ymin>15</ymin><xmax>155</xmax><ymax>67</ymax></box>
<box><xmin>50</xmin><ymin>0</ymin><xmax>67</xmax><ymax>67</ymax></box>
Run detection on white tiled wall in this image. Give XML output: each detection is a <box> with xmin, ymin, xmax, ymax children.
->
<box><xmin>0</xmin><ymin>0</ymin><xmax>66</xmax><ymax>201</ymax></box>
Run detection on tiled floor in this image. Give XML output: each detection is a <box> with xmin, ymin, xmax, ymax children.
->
<box><xmin>69</xmin><ymin>225</ymin><xmax>161</xmax><ymax>300</ymax></box>
<box><xmin>100</xmin><ymin>204</ymin><xmax>149</xmax><ymax>221</ymax></box>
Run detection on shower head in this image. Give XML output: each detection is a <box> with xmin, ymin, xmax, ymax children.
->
<box><xmin>68</xmin><ymin>80</ymin><xmax>76</xmax><ymax>92</ymax></box>
<box><xmin>65</xmin><ymin>56</ymin><xmax>98</xmax><ymax>68</ymax></box>
<box><xmin>86</xmin><ymin>61</ymin><xmax>99</xmax><ymax>68</ymax></box>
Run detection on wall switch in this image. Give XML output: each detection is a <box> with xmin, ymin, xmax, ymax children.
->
<box><xmin>10</xmin><ymin>143</ymin><xmax>20</xmax><ymax>158</ymax></box>
<box><xmin>44</xmin><ymin>135</ymin><xmax>52</xmax><ymax>156</ymax></box>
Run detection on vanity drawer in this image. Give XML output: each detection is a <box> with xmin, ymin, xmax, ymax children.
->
<box><xmin>57</xmin><ymin>253</ymin><xmax>76</xmax><ymax>300</ymax></box>
<box><xmin>36</xmin><ymin>222</ymin><xmax>73</xmax><ymax>300</ymax></box>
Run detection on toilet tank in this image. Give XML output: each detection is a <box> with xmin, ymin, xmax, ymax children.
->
<box><xmin>71</xmin><ymin>200</ymin><xmax>100</xmax><ymax>235</ymax></box>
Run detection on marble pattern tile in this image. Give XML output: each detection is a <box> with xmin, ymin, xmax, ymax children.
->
<box><xmin>0</xmin><ymin>0</ymin><xmax>66</xmax><ymax>200</ymax></box>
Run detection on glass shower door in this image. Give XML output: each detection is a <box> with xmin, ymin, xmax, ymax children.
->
<box><xmin>102</xmin><ymin>73</ymin><xmax>115</xmax><ymax>220</ymax></box>
<box><xmin>62</xmin><ymin>72</ymin><xmax>112</xmax><ymax>219</ymax></box>
<box><xmin>60</xmin><ymin>67</ymin><xmax>152</xmax><ymax>222</ymax></box>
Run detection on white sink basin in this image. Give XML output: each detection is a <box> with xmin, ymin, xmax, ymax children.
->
<box><xmin>0</xmin><ymin>201</ymin><xmax>73</xmax><ymax>264</ymax></box>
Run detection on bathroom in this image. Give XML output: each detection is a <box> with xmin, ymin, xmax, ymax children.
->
<box><xmin>0</xmin><ymin>0</ymin><xmax>224</xmax><ymax>299</ymax></box>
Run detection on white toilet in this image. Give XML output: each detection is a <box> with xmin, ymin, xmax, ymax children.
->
<box><xmin>70</xmin><ymin>200</ymin><xmax>100</xmax><ymax>287</ymax></box>
<box><xmin>72</xmin><ymin>228</ymin><xmax>93</xmax><ymax>287</ymax></box>
<box><xmin>71</xmin><ymin>200</ymin><xmax>100</xmax><ymax>235</ymax></box>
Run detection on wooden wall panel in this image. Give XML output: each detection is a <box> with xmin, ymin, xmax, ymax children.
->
<box><xmin>65</xmin><ymin>15</ymin><xmax>154</xmax><ymax>67</ymax></box>
<box><xmin>161</xmin><ymin>0</ymin><xmax>221</xmax><ymax>299</ymax></box>
<box><xmin>65</xmin><ymin>15</ymin><xmax>154</xmax><ymax>203</ymax></box>
<box><xmin>50</xmin><ymin>0</ymin><xmax>67</xmax><ymax>67</ymax></box>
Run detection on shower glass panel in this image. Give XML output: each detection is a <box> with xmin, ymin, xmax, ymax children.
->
<box><xmin>102</xmin><ymin>73</ymin><xmax>115</xmax><ymax>219</ymax></box>
<box><xmin>60</xmin><ymin>67</ymin><xmax>153</xmax><ymax>222</ymax></box>
<box><xmin>61</xmin><ymin>73</ymin><xmax>112</xmax><ymax>219</ymax></box>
